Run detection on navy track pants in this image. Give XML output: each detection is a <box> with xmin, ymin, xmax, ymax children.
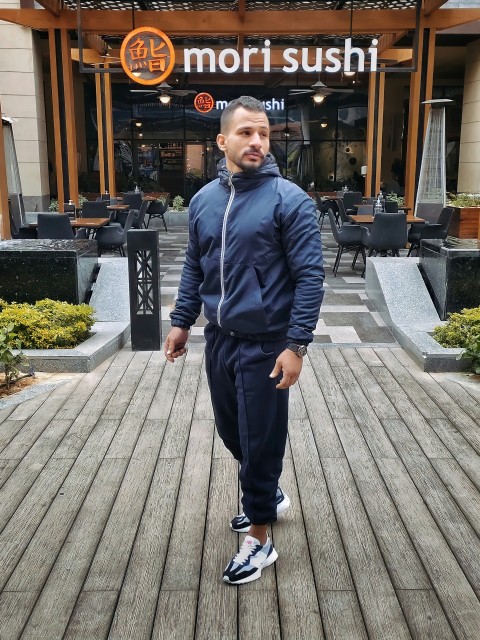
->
<box><xmin>204</xmin><ymin>324</ymin><xmax>289</xmax><ymax>525</ymax></box>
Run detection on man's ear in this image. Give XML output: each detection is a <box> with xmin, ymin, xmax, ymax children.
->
<box><xmin>216</xmin><ymin>133</ymin><xmax>226</xmax><ymax>151</ymax></box>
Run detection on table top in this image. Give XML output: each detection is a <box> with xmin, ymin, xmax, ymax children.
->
<box><xmin>72</xmin><ymin>218</ymin><xmax>110</xmax><ymax>228</ymax></box>
<box><xmin>107</xmin><ymin>204</ymin><xmax>129</xmax><ymax>211</ymax></box>
<box><xmin>349</xmin><ymin>214</ymin><xmax>424</xmax><ymax>225</ymax></box>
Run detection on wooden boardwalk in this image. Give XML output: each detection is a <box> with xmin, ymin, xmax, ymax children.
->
<box><xmin>1</xmin><ymin>344</ymin><xmax>480</xmax><ymax>639</ymax></box>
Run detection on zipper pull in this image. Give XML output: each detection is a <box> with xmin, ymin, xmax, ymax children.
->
<box><xmin>228</xmin><ymin>173</ymin><xmax>233</xmax><ymax>188</ymax></box>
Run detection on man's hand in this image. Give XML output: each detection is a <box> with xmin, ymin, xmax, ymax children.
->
<box><xmin>269</xmin><ymin>349</ymin><xmax>304</xmax><ymax>389</ymax></box>
<box><xmin>164</xmin><ymin>327</ymin><xmax>189</xmax><ymax>363</ymax></box>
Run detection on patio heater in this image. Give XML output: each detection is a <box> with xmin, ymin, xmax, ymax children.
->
<box><xmin>414</xmin><ymin>99</ymin><xmax>453</xmax><ymax>222</ymax></box>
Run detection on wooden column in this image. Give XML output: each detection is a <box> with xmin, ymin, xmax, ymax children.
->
<box><xmin>0</xmin><ymin>104</ymin><xmax>11</xmax><ymax>240</ymax></box>
<box><xmin>49</xmin><ymin>29</ymin><xmax>78</xmax><ymax>210</ymax></box>
<box><xmin>404</xmin><ymin>24</ymin><xmax>435</xmax><ymax>210</ymax></box>
<box><xmin>365</xmin><ymin>68</ymin><xmax>385</xmax><ymax>197</ymax></box>
<box><xmin>95</xmin><ymin>70</ymin><xmax>116</xmax><ymax>196</ymax></box>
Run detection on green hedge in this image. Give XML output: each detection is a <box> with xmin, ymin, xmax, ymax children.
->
<box><xmin>433</xmin><ymin>306</ymin><xmax>480</xmax><ymax>348</ymax></box>
<box><xmin>0</xmin><ymin>298</ymin><xmax>95</xmax><ymax>349</ymax></box>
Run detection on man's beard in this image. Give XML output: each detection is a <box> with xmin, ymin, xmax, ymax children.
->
<box><xmin>237</xmin><ymin>153</ymin><xmax>264</xmax><ymax>173</ymax></box>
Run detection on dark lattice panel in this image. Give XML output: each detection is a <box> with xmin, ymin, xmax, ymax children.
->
<box><xmin>134</xmin><ymin>249</ymin><xmax>155</xmax><ymax>315</ymax></box>
<box><xmin>64</xmin><ymin>0</ymin><xmax>418</xmax><ymax>10</ymax></box>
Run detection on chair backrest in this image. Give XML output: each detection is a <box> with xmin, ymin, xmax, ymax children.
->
<box><xmin>81</xmin><ymin>200</ymin><xmax>108</xmax><ymax>217</ymax></box>
<box><xmin>415</xmin><ymin>201</ymin><xmax>444</xmax><ymax>224</ymax></box>
<box><xmin>121</xmin><ymin>208</ymin><xmax>137</xmax><ymax>239</ymax></box>
<box><xmin>327</xmin><ymin>209</ymin><xmax>341</xmax><ymax>242</ymax></box>
<box><xmin>384</xmin><ymin>200</ymin><xmax>399</xmax><ymax>213</ymax></box>
<box><xmin>37</xmin><ymin>213</ymin><xmax>74</xmax><ymax>239</ymax></box>
<box><xmin>336</xmin><ymin>191</ymin><xmax>345</xmax><ymax>198</ymax></box>
<box><xmin>367</xmin><ymin>213</ymin><xmax>408</xmax><ymax>251</ymax></box>
<box><xmin>437</xmin><ymin>206</ymin><xmax>455</xmax><ymax>233</ymax></box>
<box><xmin>134</xmin><ymin>200</ymin><xmax>150</xmax><ymax>227</ymax></box>
<box><xmin>147</xmin><ymin>199</ymin><xmax>169</xmax><ymax>216</ymax></box>
<box><xmin>122</xmin><ymin>193</ymin><xmax>143</xmax><ymax>209</ymax></box>
<box><xmin>357</xmin><ymin>204</ymin><xmax>373</xmax><ymax>215</ymax></box>
<box><xmin>343</xmin><ymin>191</ymin><xmax>363</xmax><ymax>211</ymax></box>
<box><xmin>334</xmin><ymin>198</ymin><xmax>350</xmax><ymax>225</ymax></box>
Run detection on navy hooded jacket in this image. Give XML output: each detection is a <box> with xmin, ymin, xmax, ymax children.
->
<box><xmin>170</xmin><ymin>154</ymin><xmax>325</xmax><ymax>344</ymax></box>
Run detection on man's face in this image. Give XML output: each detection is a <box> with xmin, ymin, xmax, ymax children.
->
<box><xmin>216</xmin><ymin>107</ymin><xmax>270</xmax><ymax>174</ymax></box>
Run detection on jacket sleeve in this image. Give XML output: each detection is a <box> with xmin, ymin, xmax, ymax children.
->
<box><xmin>281</xmin><ymin>193</ymin><xmax>325</xmax><ymax>344</ymax></box>
<box><xmin>169</xmin><ymin>213</ymin><xmax>204</xmax><ymax>329</ymax></box>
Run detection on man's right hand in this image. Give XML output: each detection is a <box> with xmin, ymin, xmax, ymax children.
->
<box><xmin>164</xmin><ymin>327</ymin><xmax>189</xmax><ymax>363</ymax></box>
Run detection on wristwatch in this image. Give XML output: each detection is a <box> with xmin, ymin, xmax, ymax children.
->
<box><xmin>286</xmin><ymin>343</ymin><xmax>308</xmax><ymax>357</ymax></box>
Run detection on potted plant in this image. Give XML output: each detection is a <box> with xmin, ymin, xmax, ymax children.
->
<box><xmin>171</xmin><ymin>195</ymin><xmax>187</xmax><ymax>211</ymax></box>
<box><xmin>447</xmin><ymin>192</ymin><xmax>480</xmax><ymax>239</ymax></box>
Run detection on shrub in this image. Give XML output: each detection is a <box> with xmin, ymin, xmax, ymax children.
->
<box><xmin>0</xmin><ymin>323</ymin><xmax>28</xmax><ymax>386</ymax></box>
<box><xmin>0</xmin><ymin>299</ymin><xmax>95</xmax><ymax>349</ymax></box>
<box><xmin>433</xmin><ymin>306</ymin><xmax>480</xmax><ymax>373</ymax></box>
<box><xmin>172</xmin><ymin>195</ymin><xmax>185</xmax><ymax>211</ymax></box>
<box><xmin>447</xmin><ymin>192</ymin><xmax>480</xmax><ymax>207</ymax></box>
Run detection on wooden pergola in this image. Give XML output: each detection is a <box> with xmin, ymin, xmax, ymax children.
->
<box><xmin>0</xmin><ymin>0</ymin><xmax>480</xmax><ymax>238</ymax></box>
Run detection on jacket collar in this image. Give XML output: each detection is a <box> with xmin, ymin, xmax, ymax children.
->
<box><xmin>217</xmin><ymin>153</ymin><xmax>281</xmax><ymax>192</ymax></box>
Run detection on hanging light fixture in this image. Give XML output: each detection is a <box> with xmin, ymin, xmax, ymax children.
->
<box><xmin>159</xmin><ymin>93</ymin><xmax>171</xmax><ymax>105</ymax></box>
<box><xmin>320</xmin><ymin>116</ymin><xmax>328</xmax><ymax>128</ymax></box>
<box><xmin>313</xmin><ymin>93</ymin><xmax>325</xmax><ymax>105</ymax></box>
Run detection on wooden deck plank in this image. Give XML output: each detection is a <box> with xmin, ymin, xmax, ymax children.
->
<box><xmin>152</xmin><ymin>590</ymin><xmax>197</xmax><ymax>640</ymax></box>
<box><xmin>19</xmin><ymin>458</ymin><xmax>128</xmax><ymax>640</ymax></box>
<box><xmin>273</xmin><ymin>458</ymin><xmax>325</xmax><ymax>639</ymax></box>
<box><xmin>7</xmin><ymin>393</ymin><xmax>53</xmax><ymax>421</ymax></box>
<box><xmin>161</xmin><ymin>418</ymin><xmax>214</xmax><ymax>591</ymax></box>
<box><xmin>307</xmin><ymin>350</ymin><xmax>354</xmax><ymax>419</ymax></box>
<box><xmin>146</xmin><ymin>355</ymin><xmax>186</xmax><ymax>421</ymax></box>
<box><xmin>158</xmin><ymin>357</ymin><xmax>203</xmax><ymax>458</ymax></box>
<box><xmin>98</xmin><ymin>352</ymin><xmax>153</xmax><ymax>420</ymax></box>
<box><xmin>239</xmin><ymin>590</ymin><xmax>281</xmax><ymax>640</ymax></box>
<box><xmin>356</xmin><ymin>347</ymin><xmax>385</xmax><ymax>367</ymax></box>
<box><xmin>82</xmin><ymin>418</ymin><xmax>168</xmax><ymax>592</ymax></box>
<box><xmin>377</xmin><ymin>457</ymin><xmax>480</xmax><ymax>637</ymax></box>
<box><xmin>330</xmin><ymin>366</ymin><xmax>398</xmax><ymax>458</ymax></box>
<box><xmin>319</xmin><ymin>590</ymin><xmax>369</xmax><ymax>640</ymax></box>
<box><xmin>63</xmin><ymin>591</ymin><xmax>118</xmax><ymax>640</ymax></box>
<box><xmin>5</xmin><ymin>419</ymin><xmax>120</xmax><ymax>593</ymax></box>
<box><xmin>334</xmin><ymin>418</ymin><xmax>431</xmax><ymax>589</ymax></box>
<box><xmin>102</xmin><ymin>458</ymin><xmax>184</xmax><ymax>640</ymax></box>
<box><xmin>428</xmin><ymin>419</ymin><xmax>480</xmax><ymax>490</ymax></box>
<box><xmin>396</xmin><ymin>590</ymin><xmax>455</xmax><ymax>639</ymax></box>
<box><xmin>193</xmin><ymin>368</ymin><xmax>214</xmax><ymax>420</ymax></box>
<box><xmin>322</xmin><ymin>457</ymin><xmax>411</xmax><ymax>639</ymax></box>
<box><xmin>0</xmin><ymin>591</ymin><xmax>39</xmax><ymax>640</ymax></box>
<box><xmin>0</xmin><ymin>458</ymin><xmax>72</xmax><ymax>590</ymax></box>
<box><xmin>368</xmin><ymin>366</ymin><xmax>453</xmax><ymax>459</ymax></box>
<box><xmin>288</xmin><ymin>381</ymin><xmax>308</xmax><ymax>419</ymax></box>
<box><xmin>0</xmin><ymin>404</ymin><xmax>16</xmax><ymax>423</ymax></box>
<box><xmin>0</xmin><ymin>419</ymin><xmax>25</xmax><ymax>454</ymax></box>
<box><xmin>0</xmin><ymin>458</ymin><xmax>18</xmax><ymax>488</ymax></box>
<box><xmin>195</xmin><ymin>458</ymin><xmax>238</xmax><ymax>640</ymax></box>
<box><xmin>288</xmin><ymin>418</ymin><xmax>354</xmax><ymax>590</ymax></box>
<box><xmin>298</xmin><ymin>361</ymin><xmax>345</xmax><ymax>458</ymax></box>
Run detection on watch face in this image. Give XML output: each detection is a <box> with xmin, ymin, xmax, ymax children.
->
<box><xmin>297</xmin><ymin>345</ymin><xmax>308</xmax><ymax>357</ymax></box>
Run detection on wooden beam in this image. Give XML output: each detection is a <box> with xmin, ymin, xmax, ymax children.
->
<box><xmin>0</xmin><ymin>105</ymin><xmax>11</xmax><ymax>240</ymax></box>
<box><xmin>84</xmin><ymin>33</ymin><xmax>106</xmax><ymax>56</ymax></box>
<box><xmin>34</xmin><ymin>0</ymin><xmax>60</xmax><ymax>17</ymax></box>
<box><xmin>238</xmin><ymin>0</ymin><xmax>246</xmax><ymax>20</ymax></box>
<box><xmin>48</xmin><ymin>29</ymin><xmax>64</xmax><ymax>210</ymax></box>
<box><xmin>404</xmin><ymin>26</ymin><xmax>424</xmax><ymax>210</ymax></box>
<box><xmin>424</xmin><ymin>0</ymin><xmax>449</xmax><ymax>17</ymax></box>
<box><xmin>377</xmin><ymin>32</ymin><xmax>408</xmax><ymax>55</ymax></box>
<box><xmin>61</xmin><ymin>29</ymin><xmax>79</xmax><ymax>205</ymax></box>
<box><xmin>423</xmin><ymin>29</ymin><xmax>436</xmax><ymax>139</ymax></box>
<box><xmin>375</xmin><ymin>70</ymin><xmax>385</xmax><ymax>198</ymax></box>
<box><xmin>365</xmin><ymin>72</ymin><xmax>376</xmax><ymax>198</ymax></box>
<box><xmin>95</xmin><ymin>72</ymin><xmax>106</xmax><ymax>195</ymax></box>
<box><xmin>0</xmin><ymin>8</ymin><xmax>419</xmax><ymax>34</ymax></box>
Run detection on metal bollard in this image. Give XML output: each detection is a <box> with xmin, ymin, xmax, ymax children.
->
<box><xmin>127</xmin><ymin>229</ymin><xmax>162</xmax><ymax>350</ymax></box>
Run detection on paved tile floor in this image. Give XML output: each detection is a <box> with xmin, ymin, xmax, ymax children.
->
<box><xmin>157</xmin><ymin>223</ymin><xmax>398</xmax><ymax>347</ymax></box>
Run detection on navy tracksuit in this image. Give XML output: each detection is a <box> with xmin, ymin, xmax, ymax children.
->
<box><xmin>170</xmin><ymin>154</ymin><xmax>324</xmax><ymax>526</ymax></box>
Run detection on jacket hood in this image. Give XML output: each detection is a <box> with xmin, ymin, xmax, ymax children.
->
<box><xmin>217</xmin><ymin>153</ymin><xmax>282</xmax><ymax>191</ymax></box>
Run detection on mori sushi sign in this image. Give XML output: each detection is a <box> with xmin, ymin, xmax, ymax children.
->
<box><xmin>121</xmin><ymin>27</ymin><xmax>379</xmax><ymax>85</ymax></box>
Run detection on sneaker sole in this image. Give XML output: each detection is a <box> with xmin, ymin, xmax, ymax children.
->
<box><xmin>230</xmin><ymin>495</ymin><xmax>292</xmax><ymax>533</ymax></box>
<box><xmin>223</xmin><ymin>548</ymin><xmax>278</xmax><ymax>585</ymax></box>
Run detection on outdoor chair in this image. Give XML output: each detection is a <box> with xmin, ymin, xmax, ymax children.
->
<box><xmin>360</xmin><ymin>212</ymin><xmax>408</xmax><ymax>271</ymax></box>
<box><xmin>328</xmin><ymin>209</ymin><xmax>366</xmax><ymax>276</ymax></box>
<box><xmin>95</xmin><ymin>208</ymin><xmax>136</xmax><ymax>257</ymax></box>
<box><xmin>407</xmin><ymin>206</ymin><xmax>454</xmax><ymax>256</ymax></box>
<box><xmin>384</xmin><ymin>200</ymin><xmax>399</xmax><ymax>213</ymax></box>
<box><xmin>116</xmin><ymin>199</ymin><xmax>150</xmax><ymax>229</ymax></box>
<box><xmin>315</xmin><ymin>192</ymin><xmax>333</xmax><ymax>231</ymax></box>
<box><xmin>37</xmin><ymin>213</ymin><xmax>75</xmax><ymax>239</ymax></box>
<box><xmin>145</xmin><ymin>198</ymin><xmax>169</xmax><ymax>231</ymax></box>
<box><xmin>81</xmin><ymin>200</ymin><xmax>109</xmax><ymax>218</ymax></box>
<box><xmin>122</xmin><ymin>192</ymin><xmax>143</xmax><ymax>210</ymax></box>
<box><xmin>334</xmin><ymin>198</ymin><xmax>355</xmax><ymax>226</ymax></box>
<box><xmin>342</xmin><ymin>191</ymin><xmax>363</xmax><ymax>214</ymax></box>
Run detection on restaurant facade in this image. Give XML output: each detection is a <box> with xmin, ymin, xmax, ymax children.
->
<box><xmin>0</xmin><ymin>0</ymin><xmax>480</xmax><ymax>237</ymax></box>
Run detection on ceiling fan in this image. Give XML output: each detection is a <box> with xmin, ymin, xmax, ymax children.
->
<box><xmin>290</xmin><ymin>80</ymin><xmax>355</xmax><ymax>97</ymax></box>
<box><xmin>130</xmin><ymin>81</ymin><xmax>197</xmax><ymax>104</ymax></box>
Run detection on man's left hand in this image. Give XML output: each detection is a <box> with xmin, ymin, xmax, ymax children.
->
<box><xmin>269</xmin><ymin>349</ymin><xmax>304</xmax><ymax>389</ymax></box>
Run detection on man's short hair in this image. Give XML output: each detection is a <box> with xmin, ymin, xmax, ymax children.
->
<box><xmin>220</xmin><ymin>96</ymin><xmax>267</xmax><ymax>133</ymax></box>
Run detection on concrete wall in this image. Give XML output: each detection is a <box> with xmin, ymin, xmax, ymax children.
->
<box><xmin>0</xmin><ymin>0</ymin><xmax>50</xmax><ymax>211</ymax></box>
<box><xmin>457</xmin><ymin>39</ymin><xmax>480</xmax><ymax>193</ymax></box>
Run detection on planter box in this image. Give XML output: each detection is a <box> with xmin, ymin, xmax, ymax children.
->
<box><xmin>449</xmin><ymin>206</ymin><xmax>480</xmax><ymax>239</ymax></box>
<box><xmin>164</xmin><ymin>210</ymin><xmax>189</xmax><ymax>227</ymax></box>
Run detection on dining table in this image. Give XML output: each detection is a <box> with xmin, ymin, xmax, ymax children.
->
<box><xmin>348</xmin><ymin>214</ymin><xmax>424</xmax><ymax>225</ymax></box>
<box><xmin>30</xmin><ymin>217</ymin><xmax>110</xmax><ymax>230</ymax></box>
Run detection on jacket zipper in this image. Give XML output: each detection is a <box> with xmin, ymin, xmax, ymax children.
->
<box><xmin>217</xmin><ymin>175</ymin><xmax>235</xmax><ymax>327</ymax></box>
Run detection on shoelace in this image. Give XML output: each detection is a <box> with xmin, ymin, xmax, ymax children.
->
<box><xmin>233</xmin><ymin>538</ymin><xmax>262</xmax><ymax>564</ymax></box>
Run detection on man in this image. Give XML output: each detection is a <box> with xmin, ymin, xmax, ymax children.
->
<box><xmin>164</xmin><ymin>96</ymin><xmax>324</xmax><ymax>585</ymax></box>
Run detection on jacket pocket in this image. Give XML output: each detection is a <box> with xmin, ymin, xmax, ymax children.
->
<box><xmin>220</xmin><ymin>262</ymin><xmax>268</xmax><ymax>332</ymax></box>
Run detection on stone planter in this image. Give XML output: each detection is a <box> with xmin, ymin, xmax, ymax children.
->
<box><xmin>165</xmin><ymin>209</ymin><xmax>189</xmax><ymax>227</ymax></box>
<box><xmin>449</xmin><ymin>206</ymin><xmax>480</xmax><ymax>239</ymax></box>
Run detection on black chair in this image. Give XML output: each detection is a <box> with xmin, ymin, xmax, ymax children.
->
<box><xmin>361</xmin><ymin>212</ymin><xmax>408</xmax><ymax>258</ymax></box>
<box><xmin>116</xmin><ymin>199</ymin><xmax>150</xmax><ymax>229</ymax></box>
<box><xmin>95</xmin><ymin>209</ymin><xmax>136</xmax><ymax>257</ymax></box>
<box><xmin>327</xmin><ymin>209</ymin><xmax>366</xmax><ymax>276</ymax></box>
<box><xmin>384</xmin><ymin>200</ymin><xmax>399</xmax><ymax>213</ymax></box>
<box><xmin>37</xmin><ymin>213</ymin><xmax>75</xmax><ymax>239</ymax></box>
<box><xmin>81</xmin><ymin>200</ymin><xmax>109</xmax><ymax>218</ymax></box>
<box><xmin>407</xmin><ymin>206</ymin><xmax>454</xmax><ymax>256</ymax></box>
<box><xmin>145</xmin><ymin>198</ymin><xmax>169</xmax><ymax>231</ymax></box>
<box><xmin>335</xmin><ymin>198</ymin><xmax>355</xmax><ymax>226</ymax></box>
<box><xmin>315</xmin><ymin>193</ymin><xmax>333</xmax><ymax>231</ymax></box>
<box><xmin>343</xmin><ymin>191</ymin><xmax>363</xmax><ymax>214</ymax></box>
<box><xmin>122</xmin><ymin>192</ymin><xmax>143</xmax><ymax>210</ymax></box>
